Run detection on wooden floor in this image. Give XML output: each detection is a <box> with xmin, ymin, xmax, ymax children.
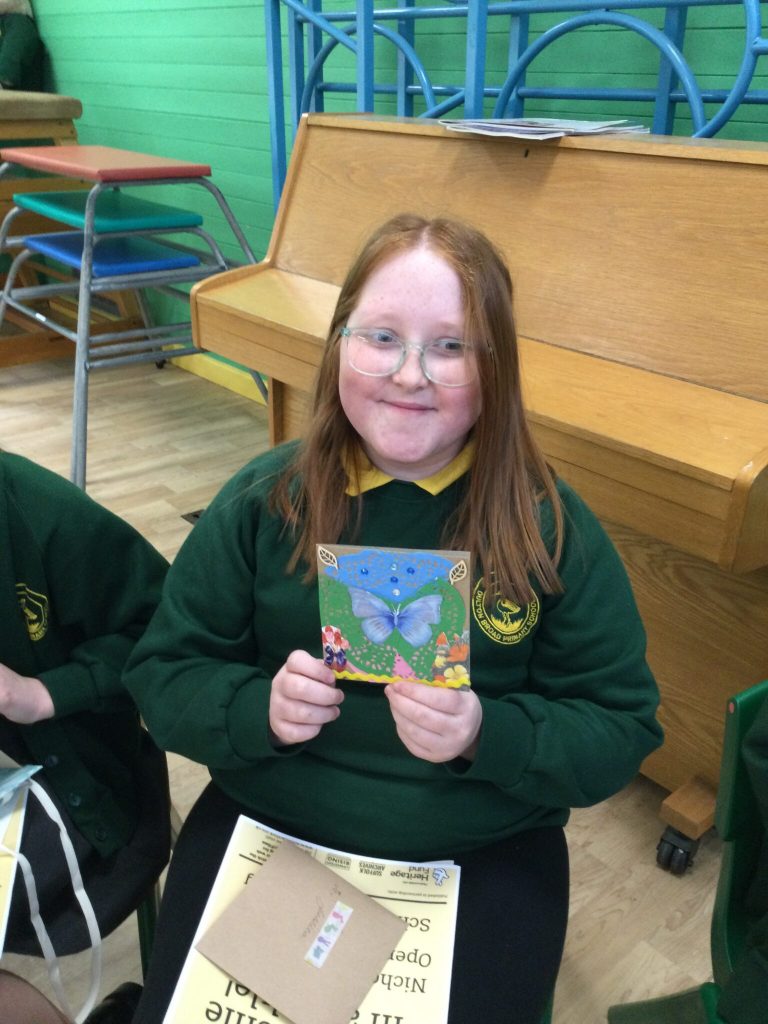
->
<box><xmin>0</xmin><ymin>357</ymin><xmax>721</xmax><ymax>1023</ymax></box>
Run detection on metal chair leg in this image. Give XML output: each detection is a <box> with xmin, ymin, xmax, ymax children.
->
<box><xmin>70</xmin><ymin>199</ymin><xmax>98</xmax><ymax>489</ymax></box>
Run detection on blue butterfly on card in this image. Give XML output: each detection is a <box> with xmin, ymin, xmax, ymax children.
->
<box><xmin>347</xmin><ymin>587</ymin><xmax>442</xmax><ymax>647</ymax></box>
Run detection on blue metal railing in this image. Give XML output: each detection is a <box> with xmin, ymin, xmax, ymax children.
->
<box><xmin>265</xmin><ymin>0</ymin><xmax>768</xmax><ymax>206</ymax></box>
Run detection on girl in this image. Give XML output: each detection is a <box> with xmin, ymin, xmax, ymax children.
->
<box><xmin>125</xmin><ymin>214</ymin><xmax>663</xmax><ymax>1024</ymax></box>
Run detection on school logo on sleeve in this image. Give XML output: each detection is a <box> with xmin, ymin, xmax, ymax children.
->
<box><xmin>472</xmin><ymin>578</ymin><xmax>539</xmax><ymax>644</ymax></box>
<box><xmin>16</xmin><ymin>583</ymin><xmax>49</xmax><ymax>641</ymax></box>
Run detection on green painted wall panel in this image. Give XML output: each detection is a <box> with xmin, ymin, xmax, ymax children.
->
<box><xmin>50</xmin><ymin>35</ymin><xmax>262</xmax><ymax>64</ymax></box>
<box><xmin>49</xmin><ymin>60</ymin><xmax>264</xmax><ymax>94</ymax></box>
<box><xmin>79</xmin><ymin>109</ymin><xmax>271</xmax><ymax>149</ymax></box>
<box><xmin>37</xmin><ymin>0</ymin><xmax>254</xmax><ymax>11</ymax></box>
<box><xmin>38</xmin><ymin>9</ymin><xmax>262</xmax><ymax>40</ymax></box>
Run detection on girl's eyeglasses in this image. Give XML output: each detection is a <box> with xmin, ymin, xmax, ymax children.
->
<box><xmin>340</xmin><ymin>327</ymin><xmax>477</xmax><ymax>388</ymax></box>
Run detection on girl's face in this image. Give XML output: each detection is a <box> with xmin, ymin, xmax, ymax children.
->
<box><xmin>338</xmin><ymin>246</ymin><xmax>482</xmax><ymax>481</ymax></box>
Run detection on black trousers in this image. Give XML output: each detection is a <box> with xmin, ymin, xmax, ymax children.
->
<box><xmin>135</xmin><ymin>783</ymin><xmax>569</xmax><ymax>1024</ymax></box>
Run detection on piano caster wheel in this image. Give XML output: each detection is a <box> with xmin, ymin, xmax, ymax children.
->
<box><xmin>656</xmin><ymin>826</ymin><xmax>700</xmax><ymax>875</ymax></box>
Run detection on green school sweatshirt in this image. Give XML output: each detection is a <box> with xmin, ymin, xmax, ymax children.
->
<box><xmin>125</xmin><ymin>443</ymin><xmax>662</xmax><ymax>859</ymax></box>
<box><xmin>0</xmin><ymin>452</ymin><xmax>168</xmax><ymax>855</ymax></box>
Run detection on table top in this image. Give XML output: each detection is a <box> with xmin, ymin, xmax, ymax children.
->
<box><xmin>0</xmin><ymin>144</ymin><xmax>211</xmax><ymax>182</ymax></box>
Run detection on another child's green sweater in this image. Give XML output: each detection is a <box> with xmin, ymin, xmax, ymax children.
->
<box><xmin>0</xmin><ymin>452</ymin><xmax>168</xmax><ymax>855</ymax></box>
<box><xmin>125</xmin><ymin>443</ymin><xmax>662</xmax><ymax>859</ymax></box>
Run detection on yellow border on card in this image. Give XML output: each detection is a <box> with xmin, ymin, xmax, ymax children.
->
<box><xmin>334</xmin><ymin>671</ymin><xmax>469</xmax><ymax>689</ymax></box>
<box><xmin>335</xmin><ymin>670</ymin><xmax>423</xmax><ymax>684</ymax></box>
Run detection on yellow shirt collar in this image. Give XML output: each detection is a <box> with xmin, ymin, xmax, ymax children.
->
<box><xmin>345</xmin><ymin>439</ymin><xmax>475</xmax><ymax>496</ymax></box>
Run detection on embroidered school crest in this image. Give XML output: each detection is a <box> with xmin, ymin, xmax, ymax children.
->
<box><xmin>16</xmin><ymin>583</ymin><xmax>49</xmax><ymax>641</ymax></box>
<box><xmin>472</xmin><ymin>579</ymin><xmax>539</xmax><ymax>644</ymax></box>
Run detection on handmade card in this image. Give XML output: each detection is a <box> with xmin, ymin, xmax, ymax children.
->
<box><xmin>197</xmin><ymin>839</ymin><xmax>407</xmax><ymax>1024</ymax></box>
<box><xmin>317</xmin><ymin>544</ymin><xmax>471</xmax><ymax>687</ymax></box>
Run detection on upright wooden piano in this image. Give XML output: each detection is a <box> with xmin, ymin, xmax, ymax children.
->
<box><xmin>191</xmin><ymin>113</ymin><xmax>768</xmax><ymax>857</ymax></box>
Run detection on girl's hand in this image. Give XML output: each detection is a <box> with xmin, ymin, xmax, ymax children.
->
<box><xmin>0</xmin><ymin>664</ymin><xmax>54</xmax><ymax>724</ymax></box>
<box><xmin>269</xmin><ymin>650</ymin><xmax>344</xmax><ymax>746</ymax></box>
<box><xmin>384</xmin><ymin>682</ymin><xmax>482</xmax><ymax>763</ymax></box>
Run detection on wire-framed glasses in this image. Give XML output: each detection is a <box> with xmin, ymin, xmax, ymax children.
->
<box><xmin>340</xmin><ymin>327</ymin><xmax>477</xmax><ymax>388</ymax></box>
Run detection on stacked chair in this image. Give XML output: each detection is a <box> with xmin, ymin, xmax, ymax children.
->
<box><xmin>0</xmin><ymin>144</ymin><xmax>257</xmax><ymax>488</ymax></box>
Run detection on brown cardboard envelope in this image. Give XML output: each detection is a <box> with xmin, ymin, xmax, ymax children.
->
<box><xmin>196</xmin><ymin>838</ymin><xmax>407</xmax><ymax>1024</ymax></box>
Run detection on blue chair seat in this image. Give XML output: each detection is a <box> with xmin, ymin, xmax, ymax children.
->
<box><xmin>13</xmin><ymin>190</ymin><xmax>203</xmax><ymax>232</ymax></box>
<box><xmin>23</xmin><ymin>232</ymin><xmax>200</xmax><ymax>277</ymax></box>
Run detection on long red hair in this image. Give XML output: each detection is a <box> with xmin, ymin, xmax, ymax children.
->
<box><xmin>270</xmin><ymin>214</ymin><xmax>563</xmax><ymax>603</ymax></box>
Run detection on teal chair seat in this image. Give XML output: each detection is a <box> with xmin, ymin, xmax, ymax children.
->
<box><xmin>13</xmin><ymin>189</ymin><xmax>203</xmax><ymax>232</ymax></box>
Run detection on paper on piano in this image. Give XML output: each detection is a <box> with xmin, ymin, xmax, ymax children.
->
<box><xmin>440</xmin><ymin>117</ymin><xmax>649</xmax><ymax>140</ymax></box>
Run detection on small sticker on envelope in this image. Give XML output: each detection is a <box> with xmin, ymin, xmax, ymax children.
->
<box><xmin>305</xmin><ymin>900</ymin><xmax>353</xmax><ymax>968</ymax></box>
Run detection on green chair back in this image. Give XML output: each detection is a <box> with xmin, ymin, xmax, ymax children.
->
<box><xmin>607</xmin><ymin>678</ymin><xmax>768</xmax><ymax>1024</ymax></box>
<box><xmin>710</xmin><ymin>678</ymin><xmax>768</xmax><ymax>985</ymax></box>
